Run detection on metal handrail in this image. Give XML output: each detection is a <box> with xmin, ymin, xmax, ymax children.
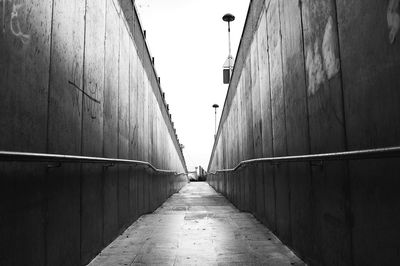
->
<box><xmin>0</xmin><ymin>151</ymin><xmax>186</xmax><ymax>175</ymax></box>
<box><xmin>209</xmin><ymin>146</ymin><xmax>400</xmax><ymax>174</ymax></box>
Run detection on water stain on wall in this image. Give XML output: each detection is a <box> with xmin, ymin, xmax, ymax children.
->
<box><xmin>306</xmin><ymin>40</ymin><xmax>325</xmax><ymax>96</ymax></box>
<box><xmin>10</xmin><ymin>2</ymin><xmax>30</xmax><ymax>44</ymax></box>
<box><xmin>322</xmin><ymin>16</ymin><xmax>340</xmax><ymax>79</ymax></box>
<box><xmin>87</xmin><ymin>81</ymin><xmax>100</xmax><ymax>119</ymax></box>
<box><xmin>306</xmin><ymin>16</ymin><xmax>340</xmax><ymax>96</ymax></box>
<box><xmin>1</xmin><ymin>0</ymin><xmax>30</xmax><ymax>45</ymax></box>
<box><xmin>387</xmin><ymin>0</ymin><xmax>400</xmax><ymax>43</ymax></box>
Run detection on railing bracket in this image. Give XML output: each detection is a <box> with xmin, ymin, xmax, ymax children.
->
<box><xmin>311</xmin><ymin>160</ymin><xmax>324</xmax><ymax>168</ymax></box>
<box><xmin>47</xmin><ymin>162</ymin><xmax>62</xmax><ymax>169</ymax></box>
<box><xmin>104</xmin><ymin>163</ymin><xmax>115</xmax><ymax>168</ymax></box>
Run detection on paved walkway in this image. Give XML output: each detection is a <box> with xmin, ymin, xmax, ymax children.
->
<box><xmin>88</xmin><ymin>182</ymin><xmax>304</xmax><ymax>265</ymax></box>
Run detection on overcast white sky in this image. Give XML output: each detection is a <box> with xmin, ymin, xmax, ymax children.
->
<box><xmin>135</xmin><ymin>0</ymin><xmax>250</xmax><ymax>171</ymax></box>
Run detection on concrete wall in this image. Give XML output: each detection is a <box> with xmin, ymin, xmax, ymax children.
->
<box><xmin>0</xmin><ymin>0</ymin><xmax>187</xmax><ymax>265</ymax></box>
<box><xmin>208</xmin><ymin>0</ymin><xmax>400</xmax><ymax>265</ymax></box>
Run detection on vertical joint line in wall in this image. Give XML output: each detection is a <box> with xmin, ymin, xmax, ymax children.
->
<box><xmin>298</xmin><ymin>0</ymin><xmax>318</xmax><ymax>255</ymax></box>
<box><xmin>80</xmin><ymin>0</ymin><xmax>88</xmax><ymax>263</ymax></box>
<box><xmin>265</xmin><ymin>6</ymin><xmax>277</xmax><ymax>232</ymax></box>
<box><xmin>332</xmin><ymin>0</ymin><xmax>348</xmax><ymax>151</ymax></box>
<box><xmin>298</xmin><ymin>0</ymin><xmax>312</xmax><ymax>155</ymax></box>
<box><xmin>117</xmin><ymin>16</ymin><xmax>121</xmax><ymax>228</ymax></box>
<box><xmin>332</xmin><ymin>1</ymin><xmax>353</xmax><ymax>265</ymax></box>
<box><xmin>277</xmin><ymin>1</ymin><xmax>288</xmax><ymax>157</ymax></box>
<box><xmin>266</xmin><ymin>11</ymin><xmax>273</xmax><ymax>159</ymax></box>
<box><xmin>81</xmin><ymin>0</ymin><xmax>88</xmax><ymax>156</ymax></box>
<box><xmin>101</xmin><ymin>0</ymin><xmax>108</xmax><ymax>247</ymax></box>
<box><xmin>103</xmin><ymin>0</ymin><xmax>107</xmax><ymax>163</ymax></box>
<box><xmin>277</xmin><ymin>0</ymin><xmax>292</xmax><ymax>242</ymax></box>
<box><xmin>128</xmin><ymin>32</ymin><xmax>131</xmax><ymax>221</ymax></box>
<box><xmin>44</xmin><ymin>0</ymin><xmax>56</xmax><ymax>265</ymax></box>
<box><xmin>46</xmin><ymin>2</ymin><xmax>55</xmax><ymax>157</ymax></box>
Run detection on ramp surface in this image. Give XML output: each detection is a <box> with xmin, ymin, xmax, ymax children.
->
<box><xmin>88</xmin><ymin>182</ymin><xmax>304</xmax><ymax>265</ymax></box>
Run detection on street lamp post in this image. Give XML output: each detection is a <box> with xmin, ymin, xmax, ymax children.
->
<box><xmin>222</xmin><ymin>13</ymin><xmax>235</xmax><ymax>84</ymax></box>
<box><xmin>212</xmin><ymin>104</ymin><xmax>219</xmax><ymax>138</ymax></box>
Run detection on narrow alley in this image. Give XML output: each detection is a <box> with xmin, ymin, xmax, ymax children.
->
<box><xmin>1</xmin><ymin>0</ymin><xmax>400</xmax><ymax>265</ymax></box>
<box><xmin>89</xmin><ymin>182</ymin><xmax>304</xmax><ymax>265</ymax></box>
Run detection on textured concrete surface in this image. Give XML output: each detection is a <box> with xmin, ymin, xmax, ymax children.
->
<box><xmin>209</xmin><ymin>0</ymin><xmax>400</xmax><ymax>265</ymax></box>
<box><xmin>0</xmin><ymin>0</ymin><xmax>187</xmax><ymax>264</ymax></box>
<box><xmin>88</xmin><ymin>182</ymin><xmax>304</xmax><ymax>266</ymax></box>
